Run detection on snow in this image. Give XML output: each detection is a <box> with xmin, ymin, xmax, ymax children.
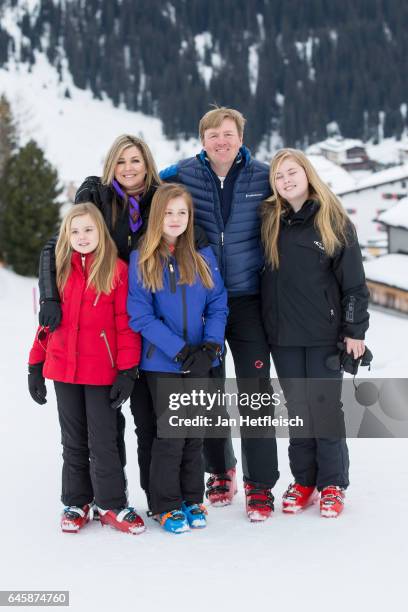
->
<box><xmin>1</xmin><ymin>264</ymin><xmax>407</xmax><ymax>612</ymax></box>
<box><xmin>307</xmin><ymin>154</ymin><xmax>357</xmax><ymax>193</ymax></box>
<box><xmin>338</xmin><ymin>163</ymin><xmax>408</xmax><ymax>195</ymax></box>
<box><xmin>364</xmin><ymin>253</ymin><xmax>408</xmax><ymax>291</ymax></box>
<box><xmin>194</xmin><ymin>32</ymin><xmax>217</xmax><ymax>89</ymax></box>
<box><xmin>248</xmin><ymin>44</ymin><xmax>259</xmax><ymax>95</ymax></box>
<box><xmin>377</xmin><ymin>197</ymin><xmax>408</xmax><ymax>229</ymax></box>
<box><xmin>0</xmin><ymin>52</ymin><xmax>201</xmax><ymax>186</ymax></box>
<box><xmin>307</xmin><ymin>136</ymin><xmax>365</xmax><ymax>154</ymax></box>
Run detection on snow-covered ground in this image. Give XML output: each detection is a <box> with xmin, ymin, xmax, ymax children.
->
<box><xmin>1</xmin><ymin>265</ymin><xmax>407</xmax><ymax>612</ymax></box>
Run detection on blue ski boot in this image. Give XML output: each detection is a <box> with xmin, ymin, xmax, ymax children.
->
<box><xmin>159</xmin><ymin>509</ymin><xmax>189</xmax><ymax>534</ymax></box>
<box><xmin>181</xmin><ymin>502</ymin><xmax>207</xmax><ymax>529</ymax></box>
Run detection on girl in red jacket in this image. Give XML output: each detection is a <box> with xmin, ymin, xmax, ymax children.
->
<box><xmin>28</xmin><ymin>202</ymin><xmax>145</xmax><ymax>535</ymax></box>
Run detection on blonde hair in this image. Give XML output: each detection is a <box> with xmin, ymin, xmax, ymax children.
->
<box><xmin>199</xmin><ymin>106</ymin><xmax>246</xmax><ymax>141</ymax></box>
<box><xmin>261</xmin><ymin>148</ymin><xmax>350</xmax><ymax>269</ymax></box>
<box><xmin>137</xmin><ymin>184</ymin><xmax>214</xmax><ymax>292</ymax></box>
<box><xmin>101</xmin><ymin>134</ymin><xmax>161</xmax><ymax>227</ymax></box>
<box><xmin>55</xmin><ymin>202</ymin><xmax>118</xmax><ymax>295</ymax></box>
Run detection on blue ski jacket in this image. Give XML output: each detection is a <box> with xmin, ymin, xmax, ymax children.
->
<box><xmin>160</xmin><ymin>146</ymin><xmax>271</xmax><ymax>296</ymax></box>
<box><xmin>127</xmin><ymin>246</ymin><xmax>228</xmax><ymax>373</ymax></box>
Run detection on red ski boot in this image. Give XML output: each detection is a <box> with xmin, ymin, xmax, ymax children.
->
<box><xmin>320</xmin><ymin>486</ymin><xmax>345</xmax><ymax>518</ymax></box>
<box><xmin>282</xmin><ymin>483</ymin><xmax>318</xmax><ymax>514</ymax></box>
<box><xmin>206</xmin><ymin>468</ymin><xmax>237</xmax><ymax>506</ymax></box>
<box><xmin>99</xmin><ymin>507</ymin><xmax>146</xmax><ymax>534</ymax></box>
<box><xmin>61</xmin><ymin>504</ymin><xmax>91</xmax><ymax>533</ymax></box>
<box><xmin>244</xmin><ymin>484</ymin><xmax>274</xmax><ymax>522</ymax></box>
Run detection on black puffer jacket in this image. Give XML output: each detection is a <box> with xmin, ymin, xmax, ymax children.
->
<box><xmin>39</xmin><ymin>176</ymin><xmax>209</xmax><ymax>301</ymax></box>
<box><xmin>261</xmin><ymin>199</ymin><xmax>370</xmax><ymax>347</ymax></box>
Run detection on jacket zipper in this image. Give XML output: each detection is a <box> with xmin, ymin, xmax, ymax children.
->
<box><xmin>168</xmin><ymin>261</ymin><xmax>177</xmax><ymax>293</ymax></box>
<box><xmin>100</xmin><ymin>330</ymin><xmax>115</xmax><ymax>367</ymax></box>
<box><xmin>81</xmin><ymin>254</ymin><xmax>86</xmax><ymax>270</ymax></box>
<box><xmin>204</xmin><ymin>167</ymin><xmax>225</xmax><ymax>277</ymax></box>
<box><xmin>93</xmin><ymin>293</ymin><xmax>100</xmax><ymax>306</ymax></box>
<box><xmin>181</xmin><ymin>285</ymin><xmax>188</xmax><ymax>342</ymax></box>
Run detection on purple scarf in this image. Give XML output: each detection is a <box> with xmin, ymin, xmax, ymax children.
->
<box><xmin>112</xmin><ymin>179</ymin><xmax>143</xmax><ymax>233</ymax></box>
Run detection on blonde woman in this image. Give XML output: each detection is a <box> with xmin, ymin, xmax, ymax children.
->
<box><xmin>127</xmin><ymin>183</ymin><xmax>228</xmax><ymax>533</ymax></box>
<box><xmin>261</xmin><ymin>149</ymin><xmax>369</xmax><ymax>518</ymax></box>
<box><xmin>28</xmin><ymin>203</ymin><xmax>145</xmax><ymax>534</ymax></box>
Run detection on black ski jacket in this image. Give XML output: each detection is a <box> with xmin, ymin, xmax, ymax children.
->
<box><xmin>261</xmin><ymin>199</ymin><xmax>370</xmax><ymax>347</ymax></box>
<box><xmin>38</xmin><ymin>176</ymin><xmax>208</xmax><ymax>302</ymax></box>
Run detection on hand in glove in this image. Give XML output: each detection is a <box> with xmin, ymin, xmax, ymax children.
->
<box><xmin>110</xmin><ymin>367</ymin><xmax>139</xmax><ymax>409</ymax></box>
<box><xmin>28</xmin><ymin>362</ymin><xmax>47</xmax><ymax>405</ymax></box>
<box><xmin>181</xmin><ymin>342</ymin><xmax>221</xmax><ymax>376</ymax></box>
<box><xmin>39</xmin><ymin>299</ymin><xmax>62</xmax><ymax>331</ymax></box>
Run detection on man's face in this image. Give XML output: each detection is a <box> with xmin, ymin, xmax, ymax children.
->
<box><xmin>202</xmin><ymin>118</ymin><xmax>243</xmax><ymax>171</ymax></box>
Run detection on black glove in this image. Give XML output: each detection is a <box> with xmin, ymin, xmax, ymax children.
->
<box><xmin>181</xmin><ymin>343</ymin><xmax>221</xmax><ymax>376</ymax></box>
<box><xmin>39</xmin><ymin>299</ymin><xmax>62</xmax><ymax>331</ymax></box>
<box><xmin>110</xmin><ymin>367</ymin><xmax>139</xmax><ymax>410</ymax></box>
<box><xmin>28</xmin><ymin>363</ymin><xmax>47</xmax><ymax>405</ymax></box>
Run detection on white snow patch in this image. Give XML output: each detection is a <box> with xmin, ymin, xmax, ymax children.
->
<box><xmin>256</xmin><ymin>13</ymin><xmax>265</xmax><ymax>41</ymax></box>
<box><xmin>377</xmin><ymin>197</ymin><xmax>408</xmax><ymax>229</ymax></box>
<box><xmin>364</xmin><ymin>253</ymin><xmax>408</xmax><ymax>291</ymax></box>
<box><xmin>248</xmin><ymin>44</ymin><xmax>259</xmax><ymax>95</ymax></box>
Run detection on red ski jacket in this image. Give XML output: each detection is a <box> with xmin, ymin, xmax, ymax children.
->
<box><xmin>29</xmin><ymin>252</ymin><xmax>141</xmax><ymax>385</ymax></box>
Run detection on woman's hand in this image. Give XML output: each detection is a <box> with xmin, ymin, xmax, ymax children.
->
<box><xmin>344</xmin><ymin>337</ymin><xmax>365</xmax><ymax>360</ymax></box>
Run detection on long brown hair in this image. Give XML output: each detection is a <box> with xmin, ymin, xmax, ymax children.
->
<box><xmin>261</xmin><ymin>148</ymin><xmax>350</xmax><ymax>268</ymax></box>
<box><xmin>55</xmin><ymin>202</ymin><xmax>118</xmax><ymax>294</ymax></box>
<box><xmin>137</xmin><ymin>183</ymin><xmax>214</xmax><ymax>292</ymax></box>
<box><xmin>101</xmin><ymin>134</ymin><xmax>161</xmax><ymax>227</ymax></box>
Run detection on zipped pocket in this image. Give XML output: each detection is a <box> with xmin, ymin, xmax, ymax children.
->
<box><xmin>324</xmin><ymin>291</ymin><xmax>336</xmax><ymax>323</ymax></box>
<box><xmin>100</xmin><ymin>330</ymin><xmax>115</xmax><ymax>367</ymax></box>
<box><xmin>146</xmin><ymin>343</ymin><xmax>156</xmax><ymax>359</ymax></box>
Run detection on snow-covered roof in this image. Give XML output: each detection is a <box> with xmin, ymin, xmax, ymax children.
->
<box><xmin>377</xmin><ymin>197</ymin><xmax>408</xmax><ymax>229</ymax></box>
<box><xmin>364</xmin><ymin>254</ymin><xmax>408</xmax><ymax>291</ymax></box>
<box><xmin>307</xmin><ymin>154</ymin><xmax>356</xmax><ymax>193</ymax></box>
<box><xmin>307</xmin><ymin>137</ymin><xmax>365</xmax><ymax>154</ymax></box>
<box><xmin>337</xmin><ymin>163</ymin><xmax>408</xmax><ymax>195</ymax></box>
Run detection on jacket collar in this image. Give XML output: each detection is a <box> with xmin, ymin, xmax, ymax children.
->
<box><xmin>281</xmin><ymin>199</ymin><xmax>319</xmax><ymax>225</ymax></box>
<box><xmin>71</xmin><ymin>250</ymin><xmax>94</xmax><ymax>274</ymax></box>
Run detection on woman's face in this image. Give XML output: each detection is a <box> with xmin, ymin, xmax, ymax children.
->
<box><xmin>114</xmin><ymin>145</ymin><xmax>147</xmax><ymax>193</ymax></box>
<box><xmin>274</xmin><ymin>157</ymin><xmax>309</xmax><ymax>211</ymax></box>
<box><xmin>162</xmin><ymin>196</ymin><xmax>189</xmax><ymax>244</ymax></box>
<box><xmin>70</xmin><ymin>213</ymin><xmax>99</xmax><ymax>254</ymax></box>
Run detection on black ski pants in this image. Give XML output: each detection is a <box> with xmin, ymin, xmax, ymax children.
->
<box><xmin>145</xmin><ymin>372</ymin><xmax>204</xmax><ymax>515</ymax></box>
<box><xmin>203</xmin><ymin>294</ymin><xmax>280</xmax><ymax>489</ymax></box>
<box><xmin>54</xmin><ymin>382</ymin><xmax>128</xmax><ymax>509</ymax></box>
<box><xmin>270</xmin><ymin>345</ymin><xmax>350</xmax><ymax>490</ymax></box>
<box><xmin>129</xmin><ymin>373</ymin><xmax>156</xmax><ymax>509</ymax></box>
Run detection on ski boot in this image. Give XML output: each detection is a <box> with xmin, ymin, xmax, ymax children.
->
<box><xmin>206</xmin><ymin>467</ymin><xmax>237</xmax><ymax>506</ymax></box>
<box><xmin>282</xmin><ymin>483</ymin><xmax>319</xmax><ymax>514</ymax></box>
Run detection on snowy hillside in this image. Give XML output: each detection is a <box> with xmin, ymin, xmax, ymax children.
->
<box><xmin>0</xmin><ymin>52</ymin><xmax>200</xmax><ymax>186</ymax></box>
<box><xmin>0</xmin><ymin>265</ymin><xmax>407</xmax><ymax>612</ymax></box>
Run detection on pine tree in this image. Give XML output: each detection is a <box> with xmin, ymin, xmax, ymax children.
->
<box><xmin>0</xmin><ymin>140</ymin><xmax>61</xmax><ymax>276</ymax></box>
<box><xmin>0</xmin><ymin>94</ymin><xmax>17</xmax><ymax>179</ymax></box>
<box><xmin>0</xmin><ymin>95</ymin><xmax>18</xmax><ymax>262</ymax></box>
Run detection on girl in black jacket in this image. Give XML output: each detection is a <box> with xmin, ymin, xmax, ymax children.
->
<box><xmin>261</xmin><ymin>148</ymin><xmax>369</xmax><ymax>518</ymax></box>
<box><xmin>38</xmin><ymin>134</ymin><xmax>161</xmax><ymax>510</ymax></box>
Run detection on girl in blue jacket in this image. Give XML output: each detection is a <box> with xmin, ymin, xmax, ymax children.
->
<box><xmin>127</xmin><ymin>183</ymin><xmax>228</xmax><ymax>533</ymax></box>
